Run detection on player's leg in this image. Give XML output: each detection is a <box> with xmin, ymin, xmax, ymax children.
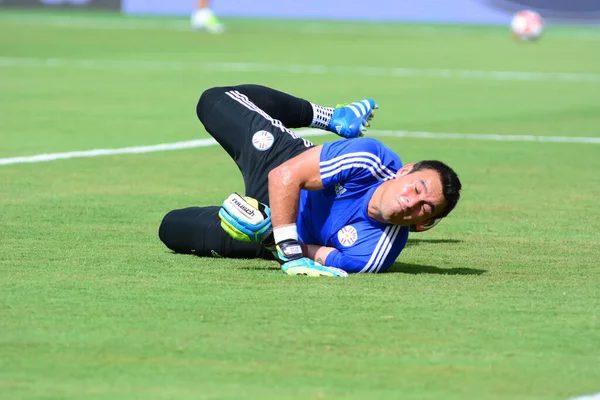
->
<box><xmin>158</xmin><ymin>206</ymin><xmax>274</xmax><ymax>259</ymax></box>
<box><xmin>196</xmin><ymin>85</ymin><xmax>315</xmax><ymax>204</ymax></box>
<box><xmin>231</xmin><ymin>84</ymin><xmax>378</xmax><ymax>138</ymax></box>
<box><xmin>196</xmin><ymin>83</ymin><xmax>376</xmax><ymax>158</ymax></box>
<box><xmin>191</xmin><ymin>0</ymin><xmax>224</xmax><ymax>33</ymax></box>
<box><xmin>228</xmin><ymin>84</ymin><xmax>315</xmax><ymax>129</ymax></box>
<box><xmin>196</xmin><ymin>84</ymin><xmax>377</xmax><ymax>201</ymax></box>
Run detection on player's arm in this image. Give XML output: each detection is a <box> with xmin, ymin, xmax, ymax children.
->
<box><xmin>267</xmin><ymin>151</ymin><xmax>348</xmax><ymax>278</ymax></box>
<box><xmin>268</xmin><ymin>145</ymin><xmax>324</xmax><ymax>234</ymax></box>
<box><xmin>308</xmin><ymin>246</ymin><xmax>389</xmax><ymax>274</ymax></box>
<box><xmin>218</xmin><ymin>145</ymin><xmax>324</xmax><ymax>247</ymax></box>
<box><xmin>308</xmin><ymin>245</ymin><xmax>379</xmax><ymax>273</ymax></box>
<box><xmin>305</xmin><ymin>245</ymin><xmax>336</xmax><ymax>265</ymax></box>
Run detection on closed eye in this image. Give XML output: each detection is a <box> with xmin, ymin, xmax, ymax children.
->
<box><xmin>418</xmin><ymin>179</ymin><xmax>428</xmax><ymax>194</ymax></box>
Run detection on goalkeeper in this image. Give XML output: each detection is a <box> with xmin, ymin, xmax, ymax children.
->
<box><xmin>159</xmin><ymin>84</ymin><xmax>462</xmax><ymax>277</ymax></box>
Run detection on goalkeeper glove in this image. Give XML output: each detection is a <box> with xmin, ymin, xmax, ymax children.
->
<box><xmin>281</xmin><ymin>258</ymin><xmax>348</xmax><ymax>278</ymax></box>
<box><xmin>219</xmin><ymin>193</ymin><xmax>272</xmax><ymax>243</ymax></box>
<box><xmin>275</xmin><ymin>239</ymin><xmax>348</xmax><ymax>278</ymax></box>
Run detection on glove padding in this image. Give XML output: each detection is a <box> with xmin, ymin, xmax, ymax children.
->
<box><xmin>281</xmin><ymin>258</ymin><xmax>348</xmax><ymax>278</ymax></box>
<box><xmin>275</xmin><ymin>239</ymin><xmax>348</xmax><ymax>278</ymax></box>
<box><xmin>219</xmin><ymin>193</ymin><xmax>272</xmax><ymax>243</ymax></box>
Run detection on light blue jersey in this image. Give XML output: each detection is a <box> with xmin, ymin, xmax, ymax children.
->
<box><xmin>296</xmin><ymin>138</ymin><xmax>410</xmax><ymax>273</ymax></box>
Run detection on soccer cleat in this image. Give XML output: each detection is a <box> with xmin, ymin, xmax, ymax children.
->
<box><xmin>410</xmin><ymin>218</ymin><xmax>442</xmax><ymax>233</ymax></box>
<box><xmin>281</xmin><ymin>258</ymin><xmax>349</xmax><ymax>278</ymax></box>
<box><xmin>191</xmin><ymin>9</ymin><xmax>225</xmax><ymax>34</ymax></box>
<box><xmin>329</xmin><ymin>98</ymin><xmax>378</xmax><ymax>138</ymax></box>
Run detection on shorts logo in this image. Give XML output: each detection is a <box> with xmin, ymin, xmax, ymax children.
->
<box><xmin>337</xmin><ymin>225</ymin><xmax>358</xmax><ymax>247</ymax></box>
<box><xmin>252</xmin><ymin>130</ymin><xmax>274</xmax><ymax>151</ymax></box>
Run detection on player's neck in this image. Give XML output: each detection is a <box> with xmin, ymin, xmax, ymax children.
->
<box><xmin>367</xmin><ymin>184</ymin><xmax>387</xmax><ymax>224</ymax></box>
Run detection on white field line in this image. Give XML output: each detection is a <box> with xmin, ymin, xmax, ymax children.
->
<box><xmin>367</xmin><ymin>129</ymin><xmax>600</xmax><ymax>143</ymax></box>
<box><xmin>1</xmin><ymin>56</ymin><xmax>600</xmax><ymax>83</ymax></box>
<box><xmin>1</xmin><ymin>129</ymin><xmax>599</xmax><ymax>166</ymax></box>
<box><xmin>0</xmin><ymin>138</ymin><xmax>217</xmax><ymax>166</ymax></box>
<box><xmin>570</xmin><ymin>393</ymin><xmax>600</xmax><ymax>400</ymax></box>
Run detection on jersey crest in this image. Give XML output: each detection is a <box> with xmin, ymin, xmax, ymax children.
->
<box><xmin>337</xmin><ymin>225</ymin><xmax>358</xmax><ymax>247</ymax></box>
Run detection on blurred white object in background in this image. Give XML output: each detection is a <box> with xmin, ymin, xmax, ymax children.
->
<box><xmin>511</xmin><ymin>10</ymin><xmax>544</xmax><ymax>41</ymax></box>
<box><xmin>191</xmin><ymin>8</ymin><xmax>225</xmax><ymax>34</ymax></box>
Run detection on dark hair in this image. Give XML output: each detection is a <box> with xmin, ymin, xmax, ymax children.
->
<box><xmin>410</xmin><ymin>160</ymin><xmax>462</xmax><ymax>218</ymax></box>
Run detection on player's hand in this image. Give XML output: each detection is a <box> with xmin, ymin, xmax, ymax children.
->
<box><xmin>219</xmin><ymin>193</ymin><xmax>272</xmax><ymax>242</ymax></box>
<box><xmin>274</xmin><ymin>239</ymin><xmax>305</xmax><ymax>263</ymax></box>
<box><xmin>275</xmin><ymin>239</ymin><xmax>348</xmax><ymax>278</ymax></box>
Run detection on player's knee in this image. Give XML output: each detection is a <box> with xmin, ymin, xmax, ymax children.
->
<box><xmin>158</xmin><ymin>209</ymin><xmax>193</xmax><ymax>254</ymax></box>
<box><xmin>158</xmin><ymin>209</ymin><xmax>178</xmax><ymax>251</ymax></box>
<box><xmin>196</xmin><ymin>86</ymin><xmax>226</xmax><ymax>123</ymax></box>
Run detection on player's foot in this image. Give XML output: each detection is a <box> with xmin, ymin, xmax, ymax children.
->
<box><xmin>328</xmin><ymin>99</ymin><xmax>378</xmax><ymax>138</ymax></box>
<box><xmin>281</xmin><ymin>260</ymin><xmax>348</xmax><ymax>278</ymax></box>
<box><xmin>191</xmin><ymin>9</ymin><xmax>225</xmax><ymax>34</ymax></box>
<box><xmin>410</xmin><ymin>218</ymin><xmax>442</xmax><ymax>233</ymax></box>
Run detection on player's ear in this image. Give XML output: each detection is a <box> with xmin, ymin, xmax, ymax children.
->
<box><xmin>397</xmin><ymin>163</ymin><xmax>415</xmax><ymax>176</ymax></box>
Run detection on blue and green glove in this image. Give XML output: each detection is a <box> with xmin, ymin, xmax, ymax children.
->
<box><xmin>218</xmin><ymin>193</ymin><xmax>272</xmax><ymax>243</ymax></box>
<box><xmin>276</xmin><ymin>239</ymin><xmax>348</xmax><ymax>278</ymax></box>
<box><xmin>218</xmin><ymin>193</ymin><xmax>348</xmax><ymax>278</ymax></box>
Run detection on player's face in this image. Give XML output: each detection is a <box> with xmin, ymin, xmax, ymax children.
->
<box><xmin>381</xmin><ymin>164</ymin><xmax>447</xmax><ymax>226</ymax></box>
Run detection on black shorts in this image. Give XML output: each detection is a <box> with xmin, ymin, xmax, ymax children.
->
<box><xmin>196</xmin><ymin>85</ymin><xmax>314</xmax><ymax>204</ymax></box>
<box><xmin>159</xmin><ymin>85</ymin><xmax>315</xmax><ymax>259</ymax></box>
<box><xmin>158</xmin><ymin>206</ymin><xmax>275</xmax><ymax>260</ymax></box>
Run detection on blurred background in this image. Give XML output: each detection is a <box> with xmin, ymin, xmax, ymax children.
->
<box><xmin>1</xmin><ymin>0</ymin><xmax>600</xmax><ymax>22</ymax></box>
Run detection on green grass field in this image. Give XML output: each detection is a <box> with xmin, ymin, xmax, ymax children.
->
<box><xmin>1</xmin><ymin>10</ymin><xmax>600</xmax><ymax>400</ymax></box>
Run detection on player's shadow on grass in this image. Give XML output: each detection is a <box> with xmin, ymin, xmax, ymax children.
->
<box><xmin>405</xmin><ymin>238</ymin><xmax>463</xmax><ymax>247</ymax></box>
<box><xmin>387</xmin><ymin>262</ymin><xmax>485</xmax><ymax>275</ymax></box>
<box><xmin>396</xmin><ymin>238</ymin><xmax>484</xmax><ymax>274</ymax></box>
<box><xmin>237</xmin><ymin>262</ymin><xmax>486</xmax><ymax>275</ymax></box>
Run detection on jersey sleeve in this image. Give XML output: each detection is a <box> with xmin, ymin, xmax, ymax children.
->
<box><xmin>324</xmin><ymin>226</ymin><xmax>409</xmax><ymax>273</ymax></box>
<box><xmin>319</xmin><ymin>138</ymin><xmax>398</xmax><ymax>189</ymax></box>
